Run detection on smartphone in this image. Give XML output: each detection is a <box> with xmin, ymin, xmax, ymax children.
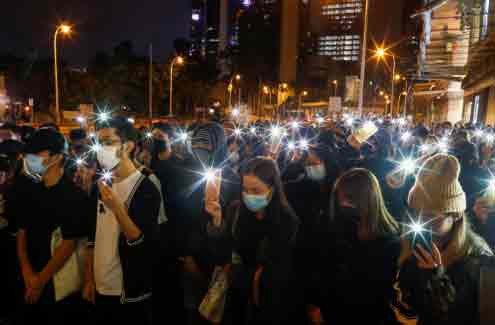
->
<box><xmin>408</xmin><ymin>226</ymin><xmax>433</xmax><ymax>254</ymax></box>
<box><xmin>205</xmin><ymin>169</ymin><xmax>222</xmax><ymax>203</ymax></box>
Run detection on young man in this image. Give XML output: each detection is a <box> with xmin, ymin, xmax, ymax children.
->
<box><xmin>83</xmin><ymin>116</ymin><xmax>160</xmax><ymax>325</ymax></box>
<box><xmin>16</xmin><ymin>128</ymin><xmax>90</xmax><ymax>324</ymax></box>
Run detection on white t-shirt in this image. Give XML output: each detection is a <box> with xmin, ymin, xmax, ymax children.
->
<box><xmin>94</xmin><ymin>170</ymin><xmax>142</xmax><ymax>296</ymax></box>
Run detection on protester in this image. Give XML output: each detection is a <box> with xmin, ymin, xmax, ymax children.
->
<box><xmin>389</xmin><ymin>153</ymin><xmax>493</xmax><ymax>325</ymax></box>
<box><xmin>16</xmin><ymin>128</ymin><xmax>90</xmax><ymax>325</ymax></box>
<box><xmin>310</xmin><ymin>168</ymin><xmax>401</xmax><ymax>324</ymax></box>
<box><xmin>83</xmin><ymin>116</ymin><xmax>160</xmax><ymax>325</ymax></box>
<box><xmin>205</xmin><ymin>157</ymin><xmax>299</xmax><ymax>325</ymax></box>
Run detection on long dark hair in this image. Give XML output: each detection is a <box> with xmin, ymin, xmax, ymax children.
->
<box><xmin>237</xmin><ymin>157</ymin><xmax>299</xmax><ymax>245</ymax></box>
<box><xmin>330</xmin><ymin>168</ymin><xmax>400</xmax><ymax>240</ymax></box>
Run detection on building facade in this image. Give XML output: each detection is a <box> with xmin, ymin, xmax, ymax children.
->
<box><xmin>463</xmin><ymin>0</ymin><xmax>495</xmax><ymax>125</ymax></box>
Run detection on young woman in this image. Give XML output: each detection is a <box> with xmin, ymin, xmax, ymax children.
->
<box><xmin>312</xmin><ymin>168</ymin><xmax>401</xmax><ymax>324</ymax></box>
<box><xmin>390</xmin><ymin>154</ymin><xmax>493</xmax><ymax>325</ymax></box>
<box><xmin>205</xmin><ymin>157</ymin><xmax>299</xmax><ymax>325</ymax></box>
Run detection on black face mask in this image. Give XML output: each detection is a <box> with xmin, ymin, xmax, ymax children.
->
<box><xmin>153</xmin><ymin>139</ymin><xmax>167</xmax><ymax>156</ymax></box>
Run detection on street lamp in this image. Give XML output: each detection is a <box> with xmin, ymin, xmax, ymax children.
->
<box><xmin>375</xmin><ymin>46</ymin><xmax>396</xmax><ymax>116</ymax></box>
<box><xmin>169</xmin><ymin>56</ymin><xmax>184</xmax><ymax>117</ymax></box>
<box><xmin>53</xmin><ymin>23</ymin><xmax>72</xmax><ymax>124</ymax></box>
<box><xmin>333</xmin><ymin>80</ymin><xmax>338</xmax><ymax>96</ymax></box>
<box><xmin>298</xmin><ymin>90</ymin><xmax>308</xmax><ymax>112</ymax></box>
<box><xmin>228</xmin><ymin>74</ymin><xmax>241</xmax><ymax>111</ymax></box>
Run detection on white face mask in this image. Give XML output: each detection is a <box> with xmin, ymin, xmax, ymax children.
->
<box><xmin>97</xmin><ymin>146</ymin><xmax>120</xmax><ymax>170</ymax></box>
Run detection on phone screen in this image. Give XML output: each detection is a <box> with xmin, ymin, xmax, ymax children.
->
<box><xmin>409</xmin><ymin>227</ymin><xmax>433</xmax><ymax>254</ymax></box>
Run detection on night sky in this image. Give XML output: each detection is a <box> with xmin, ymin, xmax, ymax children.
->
<box><xmin>0</xmin><ymin>0</ymin><xmax>190</xmax><ymax>66</ymax></box>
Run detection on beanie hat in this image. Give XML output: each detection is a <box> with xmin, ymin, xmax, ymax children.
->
<box><xmin>408</xmin><ymin>153</ymin><xmax>466</xmax><ymax>213</ymax></box>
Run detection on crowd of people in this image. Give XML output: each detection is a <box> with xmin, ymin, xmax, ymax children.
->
<box><xmin>1</xmin><ymin>112</ymin><xmax>495</xmax><ymax>325</ymax></box>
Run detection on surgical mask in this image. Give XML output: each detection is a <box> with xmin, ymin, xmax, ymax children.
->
<box><xmin>97</xmin><ymin>145</ymin><xmax>120</xmax><ymax>170</ymax></box>
<box><xmin>25</xmin><ymin>154</ymin><xmax>49</xmax><ymax>177</ymax></box>
<box><xmin>306</xmin><ymin>164</ymin><xmax>326</xmax><ymax>181</ymax></box>
<box><xmin>243</xmin><ymin>192</ymin><xmax>271</xmax><ymax>212</ymax></box>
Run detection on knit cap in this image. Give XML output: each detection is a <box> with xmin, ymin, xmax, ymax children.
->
<box><xmin>408</xmin><ymin>153</ymin><xmax>466</xmax><ymax>213</ymax></box>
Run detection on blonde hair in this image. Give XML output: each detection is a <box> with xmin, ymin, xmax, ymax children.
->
<box><xmin>399</xmin><ymin>213</ymin><xmax>492</xmax><ymax>267</ymax></box>
<box><xmin>332</xmin><ymin>168</ymin><xmax>400</xmax><ymax>240</ymax></box>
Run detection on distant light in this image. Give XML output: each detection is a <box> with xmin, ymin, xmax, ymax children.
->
<box><xmin>291</xmin><ymin>121</ymin><xmax>300</xmax><ymax>129</ymax></box>
<box><xmin>101</xmin><ymin>170</ymin><xmax>113</xmax><ymax>183</ymax></box>
<box><xmin>437</xmin><ymin>140</ymin><xmax>449</xmax><ymax>153</ymax></box>
<box><xmin>299</xmin><ymin>139</ymin><xmax>309</xmax><ymax>150</ymax></box>
<box><xmin>178</xmin><ymin>131</ymin><xmax>189</xmax><ymax>142</ymax></box>
<box><xmin>234</xmin><ymin>128</ymin><xmax>242</xmax><ymax>136</ymax></box>
<box><xmin>410</xmin><ymin>221</ymin><xmax>425</xmax><ymax>235</ymax></box>
<box><xmin>90</xmin><ymin>143</ymin><xmax>102</xmax><ymax>153</ymax></box>
<box><xmin>127</xmin><ymin>118</ymin><xmax>135</xmax><ymax>124</ymax></box>
<box><xmin>400</xmin><ymin>159</ymin><xmax>416</xmax><ymax>175</ymax></box>
<box><xmin>474</xmin><ymin>129</ymin><xmax>484</xmax><ymax>138</ymax></box>
<box><xmin>75</xmin><ymin>158</ymin><xmax>85</xmax><ymax>166</ymax></box>
<box><xmin>204</xmin><ymin>169</ymin><xmax>216</xmax><ymax>182</ymax></box>
<box><xmin>89</xmin><ymin>132</ymin><xmax>96</xmax><ymax>138</ymax></box>
<box><xmin>270</xmin><ymin>125</ymin><xmax>282</xmax><ymax>138</ymax></box>
<box><xmin>192</xmin><ymin>13</ymin><xmax>200</xmax><ymax>21</ymax></box>
<box><xmin>76</xmin><ymin>116</ymin><xmax>85</xmax><ymax>124</ymax></box>
<box><xmin>345</xmin><ymin>117</ymin><xmax>354</xmax><ymax>126</ymax></box>
<box><xmin>420</xmin><ymin>144</ymin><xmax>430</xmax><ymax>153</ymax></box>
<box><xmin>316</xmin><ymin>117</ymin><xmax>325</xmax><ymax>124</ymax></box>
<box><xmin>287</xmin><ymin>141</ymin><xmax>296</xmax><ymax>151</ymax></box>
<box><xmin>242</xmin><ymin>0</ymin><xmax>252</xmax><ymax>6</ymax></box>
<box><xmin>401</xmin><ymin>131</ymin><xmax>412</xmax><ymax>142</ymax></box>
<box><xmin>146</xmin><ymin>132</ymin><xmax>153</xmax><ymax>139</ymax></box>
<box><xmin>487</xmin><ymin>133</ymin><xmax>495</xmax><ymax>144</ymax></box>
<box><xmin>209</xmin><ymin>109</ymin><xmax>215</xmax><ymax>114</ymax></box>
<box><xmin>97</xmin><ymin>112</ymin><xmax>110</xmax><ymax>122</ymax></box>
<box><xmin>232</xmin><ymin>108</ymin><xmax>240</xmax><ymax>117</ymax></box>
<box><xmin>250</xmin><ymin>126</ymin><xmax>257</xmax><ymax>135</ymax></box>
<box><xmin>378</xmin><ymin>118</ymin><xmax>384</xmax><ymax>124</ymax></box>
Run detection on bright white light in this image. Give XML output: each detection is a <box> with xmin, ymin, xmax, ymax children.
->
<box><xmin>345</xmin><ymin>118</ymin><xmax>354</xmax><ymax>126</ymax></box>
<box><xmin>76</xmin><ymin>116</ymin><xmax>86</xmax><ymax>124</ymax></box>
<box><xmin>316</xmin><ymin>117</ymin><xmax>324</xmax><ymax>124</ymax></box>
<box><xmin>489</xmin><ymin>179</ymin><xmax>495</xmax><ymax>191</ymax></box>
<box><xmin>363</xmin><ymin>121</ymin><xmax>376</xmax><ymax>130</ymax></box>
<box><xmin>475</xmin><ymin>129</ymin><xmax>484</xmax><ymax>138</ymax></box>
<box><xmin>146</xmin><ymin>132</ymin><xmax>153</xmax><ymax>139</ymax></box>
<box><xmin>127</xmin><ymin>118</ymin><xmax>135</xmax><ymax>124</ymax></box>
<box><xmin>287</xmin><ymin>141</ymin><xmax>296</xmax><ymax>151</ymax></box>
<box><xmin>420</xmin><ymin>144</ymin><xmax>430</xmax><ymax>153</ymax></box>
<box><xmin>410</xmin><ymin>222</ymin><xmax>425</xmax><ymax>234</ymax></box>
<box><xmin>437</xmin><ymin>140</ymin><xmax>449</xmax><ymax>153</ymax></box>
<box><xmin>234</xmin><ymin>128</ymin><xmax>242</xmax><ymax>136</ymax></box>
<box><xmin>400</xmin><ymin>159</ymin><xmax>416</xmax><ymax>175</ymax></box>
<box><xmin>179</xmin><ymin>132</ymin><xmax>188</xmax><ymax>142</ymax></box>
<box><xmin>232</xmin><ymin>108</ymin><xmax>240</xmax><ymax>117</ymax></box>
<box><xmin>192</xmin><ymin>13</ymin><xmax>200</xmax><ymax>21</ymax></box>
<box><xmin>401</xmin><ymin>131</ymin><xmax>412</xmax><ymax>142</ymax></box>
<box><xmin>75</xmin><ymin>158</ymin><xmax>85</xmax><ymax>166</ymax></box>
<box><xmin>487</xmin><ymin>134</ymin><xmax>495</xmax><ymax>144</ymax></box>
<box><xmin>398</xmin><ymin>118</ymin><xmax>407</xmax><ymax>126</ymax></box>
<box><xmin>101</xmin><ymin>170</ymin><xmax>113</xmax><ymax>183</ymax></box>
<box><xmin>378</xmin><ymin>118</ymin><xmax>384</xmax><ymax>124</ymax></box>
<box><xmin>97</xmin><ymin>112</ymin><xmax>110</xmax><ymax>122</ymax></box>
<box><xmin>89</xmin><ymin>132</ymin><xmax>96</xmax><ymax>138</ymax></box>
<box><xmin>291</xmin><ymin>121</ymin><xmax>300</xmax><ymax>129</ymax></box>
<box><xmin>90</xmin><ymin>143</ymin><xmax>102</xmax><ymax>153</ymax></box>
<box><xmin>299</xmin><ymin>139</ymin><xmax>309</xmax><ymax>150</ymax></box>
<box><xmin>204</xmin><ymin>169</ymin><xmax>216</xmax><ymax>182</ymax></box>
<box><xmin>271</xmin><ymin>125</ymin><xmax>282</xmax><ymax>138</ymax></box>
<box><xmin>250</xmin><ymin>127</ymin><xmax>257</xmax><ymax>135</ymax></box>
<box><xmin>209</xmin><ymin>109</ymin><xmax>215</xmax><ymax>114</ymax></box>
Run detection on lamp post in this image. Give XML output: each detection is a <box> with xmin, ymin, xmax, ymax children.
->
<box><xmin>228</xmin><ymin>74</ymin><xmax>241</xmax><ymax>111</ymax></box>
<box><xmin>357</xmin><ymin>0</ymin><xmax>369</xmax><ymax>117</ymax></box>
<box><xmin>376</xmin><ymin>47</ymin><xmax>396</xmax><ymax>117</ymax></box>
<box><xmin>53</xmin><ymin>23</ymin><xmax>71</xmax><ymax>124</ymax></box>
<box><xmin>298</xmin><ymin>90</ymin><xmax>308</xmax><ymax>112</ymax></box>
<box><xmin>332</xmin><ymin>80</ymin><xmax>338</xmax><ymax>97</ymax></box>
<box><xmin>169</xmin><ymin>56</ymin><xmax>184</xmax><ymax>117</ymax></box>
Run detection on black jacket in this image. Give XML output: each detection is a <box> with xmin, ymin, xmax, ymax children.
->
<box><xmin>312</xmin><ymin>228</ymin><xmax>401</xmax><ymax>324</ymax></box>
<box><xmin>88</xmin><ymin>173</ymin><xmax>160</xmax><ymax>304</ymax></box>
<box><xmin>389</xmin><ymin>230</ymin><xmax>493</xmax><ymax>325</ymax></box>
